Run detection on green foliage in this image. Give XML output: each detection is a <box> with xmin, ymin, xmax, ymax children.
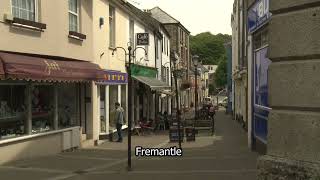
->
<box><xmin>190</xmin><ymin>32</ymin><xmax>231</xmax><ymax>65</ymax></box>
<box><xmin>215</xmin><ymin>56</ymin><xmax>227</xmax><ymax>88</ymax></box>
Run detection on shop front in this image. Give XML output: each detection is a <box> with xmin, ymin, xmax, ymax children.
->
<box><xmin>248</xmin><ymin>0</ymin><xmax>271</xmax><ymax>151</ymax></box>
<box><xmin>0</xmin><ymin>52</ymin><xmax>102</xmax><ymax>164</ymax></box>
<box><xmin>95</xmin><ymin>70</ymin><xmax>128</xmax><ymax>139</ymax></box>
<box><xmin>130</xmin><ymin>64</ymin><xmax>171</xmax><ymax>125</ymax></box>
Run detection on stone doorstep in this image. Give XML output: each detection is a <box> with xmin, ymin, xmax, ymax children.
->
<box><xmin>257</xmin><ymin>155</ymin><xmax>320</xmax><ymax>180</ymax></box>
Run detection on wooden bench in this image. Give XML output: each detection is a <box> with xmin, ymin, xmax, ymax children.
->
<box><xmin>194</xmin><ymin>120</ymin><xmax>214</xmax><ymax>136</ymax></box>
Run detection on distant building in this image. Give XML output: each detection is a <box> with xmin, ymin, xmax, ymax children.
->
<box><xmin>203</xmin><ymin>65</ymin><xmax>218</xmax><ymax>94</ymax></box>
<box><xmin>149</xmin><ymin>7</ymin><xmax>192</xmax><ymax>108</ymax></box>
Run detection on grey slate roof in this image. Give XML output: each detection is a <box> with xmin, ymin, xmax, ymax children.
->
<box><xmin>149</xmin><ymin>7</ymin><xmax>180</xmax><ymax>24</ymax></box>
<box><xmin>120</xmin><ymin>1</ymin><xmax>170</xmax><ymax>38</ymax></box>
<box><xmin>149</xmin><ymin>7</ymin><xmax>190</xmax><ymax>33</ymax></box>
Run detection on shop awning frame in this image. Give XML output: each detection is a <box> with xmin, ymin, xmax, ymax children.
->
<box><xmin>0</xmin><ymin>52</ymin><xmax>103</xmax><ymax>82</ymax></box>
<box><xmin>132</xmin><ymin>75</ymin><xmax>171</xmax><ymax>90</ymax></box>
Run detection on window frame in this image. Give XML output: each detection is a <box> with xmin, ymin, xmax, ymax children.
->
<box><xmin>11</xmin><ymin>0</ymin><xmax>38</xmax><ymax>22</ymax></box>
<box><xmin>68</xmin><ymin>0</ymin><xmax>80</xmax><ymax>32</ymax></box>
<box><xmin>109</xmin><ymin>5</ymin><xmax>116</xmax><ymax>48</ymax></box>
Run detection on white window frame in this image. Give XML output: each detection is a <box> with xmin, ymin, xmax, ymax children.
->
<box><xmin>68</xmin><ymin>0</ymin><xmax>80</xmax><ymax>32</ymax></box>
<box><xmin>109</xmin><ymin>5</ymin><xmax>116</xmax><ymax>48</ymax></box>
<box><xmin>11</xmin><ymin>0</ymin><xmax>38</xmax><ymax>22</ymax></box>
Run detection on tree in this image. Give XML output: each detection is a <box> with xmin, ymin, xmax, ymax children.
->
<box><xmin>190</xmin><ymin>32</ymin><xmax>231</xmax><ymax>65</ymax></box>
<box><xmin>209</xmin><ymin>84</ymin><xmax>216</xmax><ymax>95</ymax></box>
<box><xmin>215</xmin><ymin>55</ymin><xmax>227</xmax><ymax>88</ymax></box>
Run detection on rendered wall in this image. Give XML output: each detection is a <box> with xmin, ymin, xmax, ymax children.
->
<box><xmin>0</xmin><ymin>0</ymin><xmax>93</xmax><ymax>61</ymax></box>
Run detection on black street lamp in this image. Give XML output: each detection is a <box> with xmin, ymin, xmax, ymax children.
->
<box><xmin>112</xmin><ymin>43</ymin><xmax>147</xmax><ymax>171</ymax></box>
<box><xmin>170</xmin><ymin>51</ymin><xmax>183</xmax><ymax>149</ymax></box>
<box><xmin>192</xmin><ymin>55</ymin><xmax>201</xmax><ymax>120</ymax></box>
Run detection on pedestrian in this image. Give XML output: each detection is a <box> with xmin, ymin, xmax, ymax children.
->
<box><xmin>115</xmin><ymin>102</ymin><xmax>125</xmax><ymax>142</ymax></box>
<box><xmin>209</xmin><ymin>104</ymin><xmax>215</xmax><ymax>120</ymax></box>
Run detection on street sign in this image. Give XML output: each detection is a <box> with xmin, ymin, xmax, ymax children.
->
<box><xmin>136</xmin><ymin>33</ymin><xmax>149</xmax><ymax>46</ymax></box>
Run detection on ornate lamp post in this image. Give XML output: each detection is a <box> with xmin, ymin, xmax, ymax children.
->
<box><xmin>112</xmin><ymin>43</ymin><xmax>147</xmax><ymax>171</ymax></box>
<box><xmin>192</xmin><ymin>55</ymin><xmax>201</xmax><ymax>120</ymax></box>
<box><xmin>170</xmin><ymin>51</ymin><xmax>183</xmax><ymax>149</ymax></box>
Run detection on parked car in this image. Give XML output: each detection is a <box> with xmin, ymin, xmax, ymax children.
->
<box><xmin>218</xmin><ymin>97</ymin><xmax>228</xmax><ymax>107</ymax></box>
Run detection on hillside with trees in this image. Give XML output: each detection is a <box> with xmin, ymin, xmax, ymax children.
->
<box><xmin>190</xmin><ymin>32</ymin><xmax>231</xmax><ymax>90</ymax></box>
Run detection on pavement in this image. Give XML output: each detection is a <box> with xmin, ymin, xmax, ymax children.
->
<box><xmin>0</xmin><ymin>110</ymin><xmax>259</xmax><ymax>180</ymax></box>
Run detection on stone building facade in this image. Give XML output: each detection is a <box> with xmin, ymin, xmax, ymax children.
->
<box><xmin>149</xmin><ymin>7</ymin><xmax>192</xmax><ymax>109</ymax></box>
<box><xmin>257</xmin><ymin>0</ymin><xmax>320</xmax><ymax>179</ymax></box>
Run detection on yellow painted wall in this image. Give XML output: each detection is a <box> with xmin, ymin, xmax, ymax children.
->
<box><xmin>0</xmin><ymin>0</ymin><xmax>93</xmax><ymax>61</ymax></box>
<box><xmin>93</xmin><ymin>0</ymin><xmax>128</xmax><ymax>72</ymax></box>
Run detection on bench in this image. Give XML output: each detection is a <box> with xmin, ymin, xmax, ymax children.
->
<box><xmin>194</xmin><ymin>120</ymin><xmax>214</xmax><ymax>136</ymax></box>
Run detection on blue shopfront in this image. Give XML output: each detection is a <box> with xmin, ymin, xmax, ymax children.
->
<box><xmin>248</xmin><ymin>0</ymin><xmax>272</xmax><ymax>150</ymax></box>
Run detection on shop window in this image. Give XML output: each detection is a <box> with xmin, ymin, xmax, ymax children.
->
<box><xmin>121</xmin><ymin>85</ymin><xmax>127</xmax><ymax>125</ymax></box>
<box><xmin>261</xmin><ymin>29</ymin><xmax>268</xmax><ymax>47</ymax></box>
<box><xmin>58</xmin><ymin>84</ymin><xmax>78</xmax><ymax>129</ymax></box>
<box><xmin>12</xmin><ymin>0</ymin><xmax>36</xmax><ymax>21</ymax></box>
<box><xmin>100</xmin><ymin>86</ymin><xmax>106</xmax><ymax>133</ymax></box>
<box><xmin>31</xmin><ymin>85</ymin><xmax>54</xmax><ymax>133</ymax></box>
<box><xmin>0</xmin><ymin>85</ymin><xmax>27</xmax><ymax>140</ymax></box>
<box><xmin>109</xmin><ymin>85</ymin><xmax>118</xmax><ymax>129</ymax></box>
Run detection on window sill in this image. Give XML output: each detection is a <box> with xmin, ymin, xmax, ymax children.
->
<box><xmin>68</xmin><ymin>31</ymin><xmax>86</xmax><ymax>41</ymax></box>
<box><xmin>7</xmin><ymin>17</ymin><xmax>46</xmax><ymax>32</ymax></box>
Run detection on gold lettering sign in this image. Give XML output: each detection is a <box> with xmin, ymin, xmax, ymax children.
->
<box><xmin>44</xmin><ymin>60</ymin><xmax>60</xmax><ymax>75</ymax></box>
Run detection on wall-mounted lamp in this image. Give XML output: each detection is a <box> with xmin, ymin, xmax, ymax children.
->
<box><xmin>99</xmin><ymin>17</ymin><xmax>104</xmax><ymax>28</ymax></box>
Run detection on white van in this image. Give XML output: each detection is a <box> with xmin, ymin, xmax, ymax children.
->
<box><xmin>203</xmin><ymin>97</ymin><xmax>213</xmax><ymax>105</ymax></box>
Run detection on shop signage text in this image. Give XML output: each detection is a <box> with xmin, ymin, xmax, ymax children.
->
<box><xmin>98</xmin><ymin>70</ymin><xmax>127</xmax><ymax>84</ymax></box>
<box><xmin>248</xmin><ymin>0</ymin><xmax>271</xmax><ymax>33</ymax></box>
<box><xmin>131</xmin><ymin>64</ymin><xmax>157</xmax><ymax>78</ymax></box>
<box><xmin>136</xmin><ymin>33</ymin><xmax>149</xmax><ymax>46</ymax></box>
<box><xmin>44</xmin><ymin>60</ymin><xmax>60</xmax><ymax>75</ymax></box>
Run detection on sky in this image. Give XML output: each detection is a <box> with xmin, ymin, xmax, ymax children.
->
<box><xmin>128</xmin><ymin>0</ymin><xmax>234</xmax><ymax>35</ymax></box>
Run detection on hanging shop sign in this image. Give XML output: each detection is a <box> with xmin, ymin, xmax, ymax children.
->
<box><xmin>96</xmin><ymin>70</ymin><xmax>127</xmax><ymax>84</ymax></box>
<box><xmin>248</xmin><ymin>0</ymin><xmax>271</xmax><ymax>33</ymax></box>
<box><xmin>136</xmin><ymin>33</ymin><xmax>149</xmax><ymax>46</ymax></box>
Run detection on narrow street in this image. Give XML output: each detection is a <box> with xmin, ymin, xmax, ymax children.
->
<box><xmin>0</xmin><ymin>111</ymin><xmax>259</xmax><ymax>180</ymax></box>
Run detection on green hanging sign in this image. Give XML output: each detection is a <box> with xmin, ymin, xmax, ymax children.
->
<box><xmin>130</xmin><ymin>64</ymin><xmax>157</xmax><ymax>78</ymax></box>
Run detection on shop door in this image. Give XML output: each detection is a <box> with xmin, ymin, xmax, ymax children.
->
<box><xmin>252</xmin><ymin>46</ymin><xmax>271</xmax><ymax>145</ymax></box>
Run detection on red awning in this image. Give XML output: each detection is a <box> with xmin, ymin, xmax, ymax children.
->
<box><xmin>0</xmin><ymin>52</ymin><xmax>103</xmax><ymax>82</ymax></box>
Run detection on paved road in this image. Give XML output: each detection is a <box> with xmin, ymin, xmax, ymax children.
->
<box><xmin>0</xmin><ymin>111</ymin><xmax>259</xmax><ymax>180</ymax></box>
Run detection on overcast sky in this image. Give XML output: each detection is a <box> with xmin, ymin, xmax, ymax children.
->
<box><xmin>128</xmin><ymin>0</ymin><xmax>234</xmax><ymax>35</ymax></box>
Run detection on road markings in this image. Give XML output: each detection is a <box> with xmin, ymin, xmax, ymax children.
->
<box><xmin>57</xmin><ymin>154</ymin><xmax>121</xmax><ymax>161</ymax></box>
<box><xmin>88</xmin><ymin>169</ymin><xmax>257</xmax><ymax>175</ymax></box>
<box><xmin>47</xmin><ymin>139</ymin><xmax>170</xmax><ymax>180</ymax></box>
<box><xmin>0</xmin><ymin>166</ymin><xmax>70</xmax><ymax>174</ymax></box>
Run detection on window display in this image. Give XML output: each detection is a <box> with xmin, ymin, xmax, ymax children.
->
<box><xmin>32</xmin><ymin>85</ymin><xmax>54</xmax><ymax>133</ymax></box>
<box><xmin>58</xmin><ymin>83</ymin><xmax>79</xmax><ymax>129</ymax></box>
<box><xmin>100</xmin><ymin>86</ymin><xmax>106</xmax><ymax>133</ymax></box>
<box><xmin>0</xmin><ymin>85</ymin><xmax>27</xmax><ymax>139</ymax></box>
<box><xmin>109</xmin><ymin>85</ymin><xmax>118</xmax><ymax>129</ymax></box>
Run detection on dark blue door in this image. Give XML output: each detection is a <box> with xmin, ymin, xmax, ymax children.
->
<box><xmin>253</xmin><ymin>46</ymin><xmax>271</xmax><ymax>144</ymax></box>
